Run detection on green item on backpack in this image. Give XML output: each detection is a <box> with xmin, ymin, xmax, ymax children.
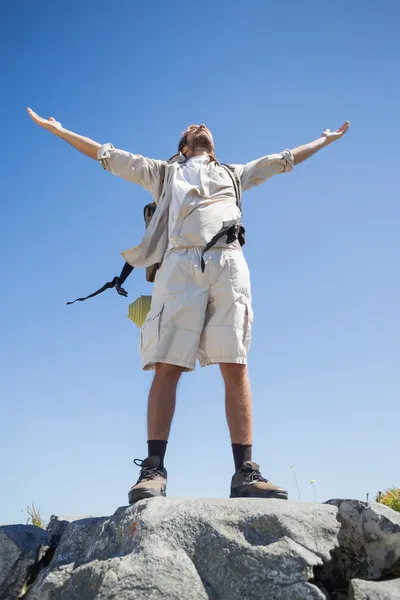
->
<box><xmin>128</xmin><ymin>295</ymin><xmax>152</xmax><ymax>328</ymax></box>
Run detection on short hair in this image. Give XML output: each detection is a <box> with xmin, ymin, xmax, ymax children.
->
<box><xmin>178</xmin><ymin>124</ymin><xmax>200</xmax><ymax>153</ymax></box>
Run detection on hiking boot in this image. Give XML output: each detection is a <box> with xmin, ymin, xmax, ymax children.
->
<box><xmin>128</xmin><ymin>456</ymin><xmax>167</xmax><ymax>504</ymax></box>
<box><xmin>230</xmin><ymin>461</ymin><xmax>288</xmax><ymax>499</ymax></box>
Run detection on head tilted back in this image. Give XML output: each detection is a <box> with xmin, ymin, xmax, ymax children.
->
<box><xmin>178</xmin><ymin>124</ymin><xmax>200</xmax><ymax>154</ymax></box>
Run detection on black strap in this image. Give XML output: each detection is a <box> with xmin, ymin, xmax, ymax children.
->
<box><xmin>117</xmin><ymin>262</ymin><xmax>135</xmax><ymax>291</ymax></box>
<box><xmin>67</xmin><ymin>165</ymin><xmax>167</xmax><ymax>306</ymax></box>
<box><xmin>66</xmin><ymin>263</ymin><xmax>134</xmax><ymax>305</ymax></box>
<box><xmin>200</xmin><ymin>222</ymin><xmax>241</xmax><ymax>272</ymax></box>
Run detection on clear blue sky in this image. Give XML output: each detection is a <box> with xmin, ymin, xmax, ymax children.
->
<box><xmin>1</xmin><ymin>0</ymin><xmax>399</xmax><ymax>524</ymax></box>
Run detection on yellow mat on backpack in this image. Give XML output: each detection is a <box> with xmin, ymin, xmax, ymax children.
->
<box><xmin>128</xmin><ymin>295</ymin><xmax>152</xmax><ymax>328</ymax></box>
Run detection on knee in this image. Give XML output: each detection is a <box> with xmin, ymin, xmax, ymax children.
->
<box><xmin>220</xmin><ymin>363</ymin><xmax>248</xmax><ymax>384</ymax></box>
<box><xmin>154</xmin><ymin>363</ymin><xmax>184</xmax><ymax>382</ymax></box>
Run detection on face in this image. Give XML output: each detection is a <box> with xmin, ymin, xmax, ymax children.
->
<box><xmin>181</xmin><ymin>124</ymin><xmax>215</xmax><ymax>155</ymax></box>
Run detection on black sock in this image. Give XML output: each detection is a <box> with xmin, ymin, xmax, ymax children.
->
<box><xmin>147</xmin><ymin>440</ymin><xmax>168</xmax><ymax>468</ymax></box>
<box><xmin>232</xmin><ymin>444</ymin><xmax>252</xmax><ymax>472</ymax></box>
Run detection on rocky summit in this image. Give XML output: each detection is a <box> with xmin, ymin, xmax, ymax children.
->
<box><xmin>0</xmin><ymin>498</ymin><xmax>399</xmax><ymax>600</ymax></box>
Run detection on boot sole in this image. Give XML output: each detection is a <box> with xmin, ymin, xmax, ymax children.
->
<box><xmin>230</xmin><ymin>490</ymin><xmax>288</xmax><ymax>500</ymax></box>
<box><xmin>128</xmin><ymin>488</ymin><xmax>167</xmax><ymax>505</ymax></box>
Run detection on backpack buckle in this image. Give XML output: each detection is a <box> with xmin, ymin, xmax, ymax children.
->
<box><xmin>226</xmin><ymin>223</ymin><xmax>240</xmax><ymax>244</ymax></box>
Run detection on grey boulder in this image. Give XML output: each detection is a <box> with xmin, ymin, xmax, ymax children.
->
<box><xmin>26</xmin><ymin>498</ymin><xmax>340</xmax><ymax>600</ymax></box>
<box><xmin>349</xmin><ymin>578</ymin><xmax>400</xmax><ymax>599</ymax></box>
<box><xmin>0</xmin><ymin>524</ymin><xmax>49</xmax><ymax>600</ymax></box>
<box><xmin>46</xmin><ymin>516</ymin><xmax>70</xmax><ymax>548</ymax></box>
<box><xmin>3</xmin><ymin>498</ymin><xmax>400</xmax><ymax>599</ymax></box>
<box><xmin>322</xmin><ymin>499</ymin><xmax>400</xmax><ymax>589</ymax></box>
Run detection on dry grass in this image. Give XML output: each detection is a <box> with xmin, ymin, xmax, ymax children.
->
<box><xmin>376</xmin><ymin>487</ymin><xmax>400</xmax><ymax>512</ymax></box>
<box><xmin>26</xmin><ymin>503</ymin><xmax>47</xmax><ymax>529</ymax></box>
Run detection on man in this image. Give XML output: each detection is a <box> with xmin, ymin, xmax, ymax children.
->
<box><xmin>27</xmin><ymin>108</ymin><xmax>350</xmax><ymax>503</ymax></box>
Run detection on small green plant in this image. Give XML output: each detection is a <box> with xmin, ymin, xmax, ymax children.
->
<box><xmin>376</xmin><ymin>488</ymin><xmax>400</xmax><ymax>512</ymax></box>
<box><xmin>26</xmin><ymin>503</ymin><xmax>46</xmax><ymax>528</ymax></box>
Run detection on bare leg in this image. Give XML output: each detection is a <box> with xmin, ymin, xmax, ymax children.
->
<box><xmin>128</xmin><ymin>363</ymin><xmax>183</xmax><ymax>504</ymax></box>
<box><xmin>220</xmin><ymin>363</ymin><xmax>252</xmax><ymax>444</ymax></box>
<box><xmin>147</xmin><ymin>363</ymin><xmax>184</xmax><ymax>440</ymax></box>
<box><xmin>220</xmin><ymin>363</ymin><xmax>287</xmax><ymax>499</ymax></box>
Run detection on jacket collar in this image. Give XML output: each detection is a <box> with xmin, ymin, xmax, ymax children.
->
<box><xmin>167</xmin><ymin>152</ymin><xmax>220</xmax><ymax>166</ymax></box>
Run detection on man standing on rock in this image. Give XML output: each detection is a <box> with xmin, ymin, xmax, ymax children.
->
<box><xmin>28</xmin><ymin>108</ymin><xmax>350</xmax><ymax>503</ymax></box>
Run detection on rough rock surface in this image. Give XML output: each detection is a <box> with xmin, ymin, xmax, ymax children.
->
<box><xmin>46</xmin><ymin>516</ymin><xmax>70</xmax><ymax>548</ymax></box>
<box><xmin>0</xmin><ymin>524</ymin><xmax>49</xmax><ymax>600</ymax></box>
<box><xmin>349</xmin><ymin>578</ymin><xmax>400</xmax><ymax>599</ymax></box>
<box><xmin>320</xmin><ymin>499</ymin><xmax>400</xmax><ymax>591</ymax></box>
<box><xmin>26</xmin><ymin>499</ymin><xmax>339</xmax><ymax>600</ymax></box>
<box><xmin>1</xmin><ymin>498</ymin><xmax>400</xmax><ymax>600</ymax></box>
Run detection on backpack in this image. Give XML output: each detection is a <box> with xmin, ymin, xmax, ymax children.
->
<box><xmin>67</xmin><ymin>163</ymin><xmax>244</xmax><ymax>305</ymax></box>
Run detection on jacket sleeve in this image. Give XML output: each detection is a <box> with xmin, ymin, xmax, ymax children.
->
<box><xmin>232</xmin><ymin>149</ymin><xmax>294</xmax><ymax>192</ymax></box>
<box><xmin>97</xmin><ymin>143</ymin><xmax>166</xmax><ymax>193</ymax></box>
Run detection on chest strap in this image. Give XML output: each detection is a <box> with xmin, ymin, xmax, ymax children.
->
<box><xmin>200</xmin><ymin>164</ymin><xmax>245</xmax><ymax>272</ymax></box>
<box><xmin>200</xmin><ymin>220</ymin><xmax>244</xmax><ymax>272</ymax></box>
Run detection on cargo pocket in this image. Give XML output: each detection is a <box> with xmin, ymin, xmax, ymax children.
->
<box><xmin>243</xmin><ymin>301</ymin><xmax>254</xmax><ymax>352</ymax></box>
<box><xmin>140</xmin><ymin>304</ymin><xmax>164</xmax><ymax>353</ymax></box>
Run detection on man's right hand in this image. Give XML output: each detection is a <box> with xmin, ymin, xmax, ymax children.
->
<box><xmin>26</xmin><ymin>107</ymin><xmax>101</xmax><ymax>160</ymax></box>
<box><xmin>27</xmin><ymin>108</ymin><xmax>63</xmax><ymax>135</ymax></box>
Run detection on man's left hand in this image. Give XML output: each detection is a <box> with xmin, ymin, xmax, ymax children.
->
<box><xmin>322</xmin><ymin>121</ymin><xmax>350</xmax><ymax>144</ymax></box>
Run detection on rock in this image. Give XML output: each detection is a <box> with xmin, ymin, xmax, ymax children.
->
<box><xmin>320</xmin><ymin>499</ymin><xmax>400</xmax><ymax>590</ymax></box>
<box><xmin>46</xmin><ymin>516</ymin><xmax>70</xmax><ymax>547</ymax></box>
<box><xmin>349</xmin><ymin>577</ymin><xmax>400</xmax><ymax>599</ymax></box>
<box><xmin>2</xmin><ymin>499</ymin><xmax>399</xmax><ymax>600</ymax></box>
<box><xmin>0</xmin><ymin>524</ymin><xmax>49</xmax><ymax>600</ymax></box>
<box><xmin>26</xmin><ymin>499</ymin><xmax>340</xmax><ymax>600</ymax></box>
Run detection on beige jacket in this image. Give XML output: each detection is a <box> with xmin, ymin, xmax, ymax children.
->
<box><xmin>97</xmin><ymin>143</ymin><xmax>294</xmax><ymax>267</ymax></box>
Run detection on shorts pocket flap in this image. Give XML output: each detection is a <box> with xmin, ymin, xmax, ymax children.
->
<box><xmin>141</xmin><ymin>304</ymin><xmax>164</xmax><ymax>353</ymax></box>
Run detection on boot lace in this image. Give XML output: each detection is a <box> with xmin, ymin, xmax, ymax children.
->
<box><xmin>243</xmin><ymin>467</ymin><xmax>269</xmax><ymax>484</ymax></box>
<box><xmin>134</xmin><ymin>458</ymin><xmax>163</xmax><ymax>483</ymax></box>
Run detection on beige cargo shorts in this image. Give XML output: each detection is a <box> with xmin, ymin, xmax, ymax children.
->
<box><xmin>140</xmin><ymin>247</ymin><xmax>253</xmax><ymax>371</ymax></box>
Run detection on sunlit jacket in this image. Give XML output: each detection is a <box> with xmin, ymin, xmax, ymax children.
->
<box><xmin>97</xmin><ymin>143</ymin><xmax>294</xmax><ymax>268</ymax></box>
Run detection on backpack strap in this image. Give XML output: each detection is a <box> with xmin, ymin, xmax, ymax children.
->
<box><xmin>159</xmin><ymin>164</ymin><xmax>166</xmax><ymax>198</ymax></box>
<box><xmin>200</xmin><ymin>164</ymin><xmax>245</xmax><ymax>271</ymax></box>
<box><xmin>200</xmin><ymin>220</ymin><xmax>242</xmax><ymax>272</ymax></box>
<box><xmin>66</xmin><ymin>262</ymin><xmax>133</xmax><ymax>305</ymax></box>
<box><xmin>145</xmin><ymin>163</ymin><xmax>167</xmax><ymax>282</ymax></box>
<box><xmin>220</xmin><ymin>164</ymin><xmax>242</xmax><ymax>212</ymax></box>
<box><xmin>67</xmin><ymin>165</ymin><xmax>167</xmax><ymax>305</ymax></box>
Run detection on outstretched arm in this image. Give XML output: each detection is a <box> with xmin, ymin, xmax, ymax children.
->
<box><xmin>27</xmin><ymin>107</ymin><xmax>166</xmax><ymax>194</ymax></box>
<box><xmin>27</xmin><ymin>108</ymin><xmax>101</xmax><ymax>159</ymax></box>
<box><xmin>235</xmin><ymin>121</ymin><xmax>350</xmax><ymax>191</ymax></box>
<box><xmin>291</xmin><ymin>121</ymin><xmax>350</xmax><ymax>165</ymax></box>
